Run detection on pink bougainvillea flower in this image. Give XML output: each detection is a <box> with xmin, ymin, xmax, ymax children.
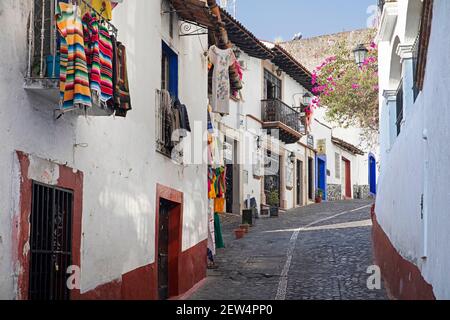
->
<box><xmin>352</xmin><ymin>83</ymin><xmax>360</xmax><ymax>90</ymax></box>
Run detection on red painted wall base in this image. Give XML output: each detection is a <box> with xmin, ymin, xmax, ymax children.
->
<box><xmin>371</xmin><ymin>205</ymin><xmax>435</xmax><ymax>300</ymax></box>
<box><xmin>74</xmin><ymin>240</ymin><xmax>207</xmax><ymax>300</ymax></box>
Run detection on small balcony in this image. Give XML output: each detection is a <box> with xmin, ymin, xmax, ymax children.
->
<box><xmin>24</xmin><ymin>0</ymin><xmax>117</xmax><ymax>117</ymax></box>
<box><xmin>261</xmin><ymin>99</ymin><xmax>305</xmax><ymax>144</ymax></box>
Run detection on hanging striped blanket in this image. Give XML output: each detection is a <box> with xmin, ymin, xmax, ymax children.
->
<box><xmin>56</xmin><ymin>2</ymin><xmax>92</xmax><ymax>111</ymax></box>
<box><xmin>99</xmin><ymin>24</ymin><xmax>114</xmax><ymax>106</ymax></box>
<box><xmin>82</xmin><ymin>12</ymin><xmax>102</xmax><ymax>102</ymax></box>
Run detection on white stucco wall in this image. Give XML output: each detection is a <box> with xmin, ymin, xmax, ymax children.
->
<box><xmin>0</xmin><ymin>0</ymin><xmax>208</xmax><ymax>298</ymax></box>
<box><xmin>376</xmin><ymin>0</ymin><xmax>450</xmax><ymax>299</ymax></box>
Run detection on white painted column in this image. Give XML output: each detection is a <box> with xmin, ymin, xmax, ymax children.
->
<box><xmin>397</xmin><ymin>44</ymin><xmax>415</xmax><ymax>120</ymax></box>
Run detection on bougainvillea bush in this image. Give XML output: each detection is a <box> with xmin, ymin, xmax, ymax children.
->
<box><xmin>309</xmin><ymin>31</ymin><xmax>379</xmax><ymax>147</ymax></box>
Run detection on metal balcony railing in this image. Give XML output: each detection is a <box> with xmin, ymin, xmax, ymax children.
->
<box><xmin>24</xmin><ymin>0</ymin><xmax>119</xmax><ymax>117</ymax></box>
<box><xmin>25</xmin><ymin>0</ymin><xmax>59</xmax><ymax>90</ymax></box>
<box><xmin>261</xmin><ymin>99</ymin><xmax>302</xmax><ymax>134</ymax></box>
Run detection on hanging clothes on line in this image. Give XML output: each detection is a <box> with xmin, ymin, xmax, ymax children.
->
<box><xmin>56</xmin><ymin>2</ymin><xmax>92</xmax><ymax>112</ymax></box>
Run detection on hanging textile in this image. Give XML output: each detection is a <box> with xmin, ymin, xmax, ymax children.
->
<box><xmin>214</xmin><ymin>197</ymin><xmax>225</xmax><ymax>214</ymax></box>
<box><xmin>98</xmin><ymin>23</ymin><xmax>114</xmax><ymax>106</ymax></box>
<box><xmin>208</xmin><ymin>167</ymin><xmax>217</xmax><ymax>199</ymax></box>
<box><xmin>214</xmin><ymin>213</ymin><xmax>225</xmax><ymax>249</ymax></box>
<box><xmin>112</xmin><ymin>38</ymin><xmax>132</xmax><ymax>117</ymax></box>
<box><xmin>207</xmin><ymin>199</ymin><xmax>216</xmax><ymax>256</ymax></box>
<box><xmin>81</xmin><ymin>0</ymin><xmax>113</xmax><ymax>21</ymax></box>
<box><xmin>208</xmin><ymin>45</ymin><xmax>236</xmax><ymax>115</ymax></box>
<box><xmin>56</xmin><ymin>2</ymin><xmax>92</xmax><ymax>112</ymax></box>
<box><xmin>82</xmin><ymin>12</ymin><xmax>102</xmax><ymax>103</ymax></box>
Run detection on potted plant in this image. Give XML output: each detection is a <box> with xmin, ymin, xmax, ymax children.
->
<box><xmin>315</xmin><ymin>189</ymin><xmax>324</xmax><ymax>203</ymax></box>
<box><xmin>267</xmin><ymin>190</ymin><xmax>280</xmax><ymax>217</ymax></box>
<box><xmin>234</xmin><ymin>228</ymin><xmax>245</xmax><ymax>239</ymax></box>
<box><xmin>239</xmin><ymin>224</ymin><xmax>250</xmax><ymax>233</ymax></box>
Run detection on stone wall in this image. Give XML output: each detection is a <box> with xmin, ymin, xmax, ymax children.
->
<box><xmin>327</xmin><ymin>184</ymin><xmax>342</xmax><ymax>201</ymax></box>
<box><xmin>353</xmin><ymin>185</ymin><xmax>370</xmax><ymax>199</ymax></box>
<box><xmin>280</xmin><ymin>29</ymin><xmax>375</xmax><ymax>72</ymax></box>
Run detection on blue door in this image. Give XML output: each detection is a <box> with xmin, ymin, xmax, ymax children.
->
<box><xmin>369</xmin><ymin>155</ymin><xmax>377</xmax><ymax>195</ymax></box>
<box><xmin>317</xmin><ymin>157</ymin><xmax>327</xmax><ymax>200</ymax></box>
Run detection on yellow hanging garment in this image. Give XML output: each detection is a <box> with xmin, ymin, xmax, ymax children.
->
<box><xmin>81</xmin><ymin>0</ymin><xmax>113</xmax><ymax>21</ymax></box>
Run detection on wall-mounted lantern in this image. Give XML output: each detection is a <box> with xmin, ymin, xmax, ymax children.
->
<box><xmin>303</xmin><ymin>92</ymin><xmax>312</xmax><ymax>106</ymax></box>
<box><xmin>353</xmin><ymin>44</ymin><xmax>368</xmax><ymax>67</ymax></box>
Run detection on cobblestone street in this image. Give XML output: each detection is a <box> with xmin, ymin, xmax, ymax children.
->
<box><xmin>189</xmin><ymin>200</ymin><xmax>388</xmax><ymax>300</ymax></box>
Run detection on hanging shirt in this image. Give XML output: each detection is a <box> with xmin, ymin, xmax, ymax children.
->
<box><xmin>56</xmin><ymin>2</ymin><xmax>92</xmax><ymax>111</ymax></box>
<box><xmin>208</xmin><ymin>45</ymin><xmax>236</xmax><ymax>115</ymax></box>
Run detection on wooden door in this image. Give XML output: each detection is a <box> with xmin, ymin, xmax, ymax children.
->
<box><xmin>158</xmin><ymin>200</ymin><xmax>170</xmax><ymax>300</ymax></box>
<box><xmin>343</xmin><ymin>158</ymin><xmax>352</xmax><ymax>198</ymax></box>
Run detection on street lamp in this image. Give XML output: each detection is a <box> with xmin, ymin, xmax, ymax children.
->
<box><xmin>353</xmin><ymin>44</ymin><xmax>368</xmax><ymax>67</ymax></box>
<box><xmin>303</xmin><ymin>92</ymin><xmax>312</xmax><ymax>106</ymax></box>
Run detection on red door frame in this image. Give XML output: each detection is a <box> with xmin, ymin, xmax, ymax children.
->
<box><xmin>15</xmin><ymin>151</ymin><xmax>83</xmax><ymax>300</ymax></box>
<box><xmin>342</xmin><ymin>157</ymin><xmax>352</xmax><ymax>199</ymax></box>
<box><xmin>154</xmin><ymin>184</ymin><xmax>183</xmax><ymax>299</ymax></box>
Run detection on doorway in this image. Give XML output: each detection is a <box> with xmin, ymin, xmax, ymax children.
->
<box><xmin>307</xmin><ymin>157</ymin><xmax>314</xmax><ymax>200</ymax></box>
<box><xmin>264</xmin><ymin>150</ymin><xmax>281</xmax><ymax>206</ymax></box>
<box><xmin>156</xmin><ymin>185</ymin><xmax>182</xmax><ymax>300</ymax></box>
<box><xmin>224</xmin><ymin>139</ymin><xmax>241</xmax><ymax>214</ymax></box>
<box><xmin>369</xmin><ymin>154</ymin><xmax>377</xmax><ymax>195</ymax></box>
<box><xmin>296</xmin><ymin>160</ymin><xmax>303</xmax><ymax>206</ymax></box>
<box><xmin>342</xmin><ymin>157</ymin><xmax>352</xmax><ymax>199</ymax></box>
<box><xmin>317</xmin><ymin>157</ymin><xmax>327</xmax><ymax>201</ymax></box>
<box><xmin>28</xmin><ymin>182</ymin><xmax>73</xmax><ymax>300</ymax></box>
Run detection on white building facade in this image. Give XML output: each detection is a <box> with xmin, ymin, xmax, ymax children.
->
<box><xmin>376</xmin><ymin>0</ymin><xmax>450</xmax><ymax>299</ymax></box>
<box><xmin>213</xmin><ymin>16</ymin><xmax>318</xmax><ymax>217</ymax></box>
<box><xmin>0</xmin><ymin>0</ymin><xmax>209</xmax><ymax>300</ymax></box>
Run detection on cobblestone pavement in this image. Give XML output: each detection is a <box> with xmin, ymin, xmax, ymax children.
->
<box><xmin>189</xmin><ymin>200</ymin><xmax>388</xmax><ymax>300</ymax></box>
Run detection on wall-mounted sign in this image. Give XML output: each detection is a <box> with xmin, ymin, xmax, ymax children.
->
<box><xmin>317</xmin><ymin>139</ymin><xmax>327</xmax><ymax>155</ymax></box>
<box><xmin>307</xmin><ymin>135</ymin><xmax>314</xmax><ymax>148</ymax></box>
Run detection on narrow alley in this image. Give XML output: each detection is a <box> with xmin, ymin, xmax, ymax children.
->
<box><xmin>190</xmin><ymin>200</ymin><xmax>387</xmax><ymax>300</ymax></box>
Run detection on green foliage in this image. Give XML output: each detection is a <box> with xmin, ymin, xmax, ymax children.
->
<box><xmin>267</xmin><ymin>190</ymin><xmax>280</xmax><ymax>207</ymax></box>
<box><xmin>311</xmin><ymin>29</ymin><xmax>379</xmax><ymax>147</ymax></box>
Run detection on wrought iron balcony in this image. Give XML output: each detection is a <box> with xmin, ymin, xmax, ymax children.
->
<box><xmin>261</xmin><ymin>99</ymin><xmax>304</xmax><ymax>144</ymax></box>
<box><xmin>24</xmin><ymin>0</ymin><xmax>118</xmax><ymax>117</ymax></box>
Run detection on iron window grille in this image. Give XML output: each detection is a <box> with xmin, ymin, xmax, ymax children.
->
<box><xmin>29</xmin><ymin>181</ymin><xmax>73</xmax><ymax>300</ymax></box>
<box><xmin>155</xmin><ymin>89</ymin><xmax>174</xmax><ymax>158</ymax></box>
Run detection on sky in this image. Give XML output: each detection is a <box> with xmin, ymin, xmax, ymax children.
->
<box><xmin>229</xmin><ymin>0</ymin><xmax>378</xmax><ymax>42</ymax></box>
